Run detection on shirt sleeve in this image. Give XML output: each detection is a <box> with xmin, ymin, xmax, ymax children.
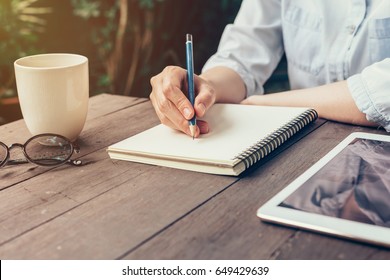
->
<box><xmin>201</xmin><ymin>0</ymin><xmax>283</xmax><ymax>97</ymax></box>
<box><xmin>347</xmin><ymin>58</ymin><xmax>390</xmax><ymax>131</ymax></box>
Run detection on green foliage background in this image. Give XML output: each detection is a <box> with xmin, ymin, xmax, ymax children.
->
<box><xmin>0</xmin><ymin>0</ymin><xmax>242</xmax><ymax>100</ymax></box>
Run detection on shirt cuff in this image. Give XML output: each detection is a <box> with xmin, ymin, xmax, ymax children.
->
<box><xmin>347</xmin><ymin>74</ymin><xmax>390</xmax><ymax>131</ymax></box>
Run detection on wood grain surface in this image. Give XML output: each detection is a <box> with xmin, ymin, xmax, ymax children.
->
<box><xmin>1</xmin><ymin>94</ymin><xmax>389</xmax><ymax>259</ymax></box>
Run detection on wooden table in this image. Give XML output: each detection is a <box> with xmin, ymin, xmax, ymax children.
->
<box><xmin>0</xmin><ymin>94</ymin><xmax>389</xmax><ymax>260</ymax></box>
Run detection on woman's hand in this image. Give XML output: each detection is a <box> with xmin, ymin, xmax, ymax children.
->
<box><xmin>149</xmin><ymin>66</ymin><xmax>217</xmax><ymax>137</ymax></box>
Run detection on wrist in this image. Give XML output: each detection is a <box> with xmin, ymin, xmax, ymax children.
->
<box><xmin>200</xmin><ymin>66</ymin><xmax>246</xmax><ymax>103</ymax></box>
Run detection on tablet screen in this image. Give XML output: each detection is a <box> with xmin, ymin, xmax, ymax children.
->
<box><xmin>257</xmin><ymin>132</ymin><xmax>390</xmax><ymax>247</ymax></box>
<box><xmin>280</xmin><ymin>138</ymin><xmax>390</xmax><ymax>228</ymax></box>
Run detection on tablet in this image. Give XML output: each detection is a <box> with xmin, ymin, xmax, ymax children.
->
<box><xmin>257</xmin><ymin>132</ymin><xmax>390</xmax><ymax>247</ymax></box>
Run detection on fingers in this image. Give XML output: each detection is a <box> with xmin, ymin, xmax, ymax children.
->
<box><xmin>197</xmin><ymin>120</ymin><xmax>209</xmax><ymax>134</ymax></box>
<box><xmin>150</xmin><ymin>66</ymin><xmax>216</xmax><ymax>137</ymax></box>
<box><xmin>150</xmin><ymin>66</ymin><xmax>197</xmax><ymax>137</ymax></box>
<box><xmin>161</xmin><ymin>70</ymin><xmax>194</xmax><ymax>120</ymax></box>
<box><xmin>194</xmin><ymin>76</ymin><xmax>216</xmax><ymax>118</ymax></box>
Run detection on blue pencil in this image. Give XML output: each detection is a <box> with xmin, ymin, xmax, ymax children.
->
<box><xmin>186</xmin><ymin>33</ymin><xmax>196</xmax><ymax>139</ymax></box>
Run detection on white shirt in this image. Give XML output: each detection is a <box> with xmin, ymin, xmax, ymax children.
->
<box><xmin>202</xmin><ymin>0</ymin><xmax>390</xmax><ymax>131</ymax></box>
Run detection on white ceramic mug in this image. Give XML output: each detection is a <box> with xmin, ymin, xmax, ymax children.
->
<box><xmin>14</xmin><ymin>53</ymin><xmax>89</xmax><ymax>141</ymax></box>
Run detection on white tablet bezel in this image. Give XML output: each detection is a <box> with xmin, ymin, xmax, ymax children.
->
<box><xmin>257</xmin><ymin>132</ymin><xmax>390</xmax><ymax>247</ymax></box>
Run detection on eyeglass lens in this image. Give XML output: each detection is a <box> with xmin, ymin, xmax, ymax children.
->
<box><xmin>0</xmin><ymin>143</ymin><xmax>7</xmax><ymax>165</ymax></box>
<box><xmin>25</xmin><ymin>135</ymin><xmax>73</xmax><ymax>166</ymax></box>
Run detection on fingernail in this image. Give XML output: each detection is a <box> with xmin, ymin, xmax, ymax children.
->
<box><xmin>183</xmin><ymin>107</ymin><xmax>191</xmax><ymax>118</ymax></box>
<box><xmin>198</xmin><ymin>122</ymin><xmax>209</xmax><ymax>134</ymax></box>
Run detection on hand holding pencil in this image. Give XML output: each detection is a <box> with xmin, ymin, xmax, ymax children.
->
<box><xmin>149</xmin><ymin>34</ymin><xmax>236</xmax><ymax>138</ymax></box>
<box><xmin>149</xmin><ymin>35</ymin><xmax>217</xmax><ymax>138</ymax></box>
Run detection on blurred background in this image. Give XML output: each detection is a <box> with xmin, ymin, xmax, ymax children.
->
<box><xmin>0</xmin><ymin>0</ymin><xmax>288</xmax><ymax>125</ymax></box>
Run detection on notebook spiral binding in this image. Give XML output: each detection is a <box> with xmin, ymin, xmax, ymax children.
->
<box><xmin>234</xmin><ymin>109</ymin><xmax>318</xmax><ymax>170</ymax></box>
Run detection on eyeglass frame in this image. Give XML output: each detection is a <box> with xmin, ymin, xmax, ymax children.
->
<box><xmin>0</xmin><ymin>133</ymin><xmax>82</xmax><ymax>168</ymax></box>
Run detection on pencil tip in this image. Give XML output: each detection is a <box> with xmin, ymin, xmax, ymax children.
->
<box><xmin>189</xmin><ymin>125</ymin><xmax>196</xmax><ymax>140</ymax></box>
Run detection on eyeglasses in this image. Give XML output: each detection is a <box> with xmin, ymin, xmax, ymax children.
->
<box><xmin>0</xmin><ymin>133</ymin><xmax>82</xmax><ymax>168</ymax></box>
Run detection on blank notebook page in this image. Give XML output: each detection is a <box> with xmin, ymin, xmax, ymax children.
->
<box><xmin>109</xmin><ymin>104</ymin><xmax>309</xmax><ymax>164</ymax></box>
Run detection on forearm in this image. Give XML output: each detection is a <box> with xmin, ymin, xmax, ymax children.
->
<box><xmin>200</xmin><ymin>66</ymin><xmax>246</xmax><ymax>104</ymax></box>
<box><xmin>242</xmin><ymin>81</ymin><xmax>377</xmax><ymax>127</ymax></box>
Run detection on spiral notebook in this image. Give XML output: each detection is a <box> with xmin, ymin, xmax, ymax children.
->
<box><xmin>107</xmin><ymin>104</ymin><xmax>318</xmax><ymax>176</ymax></box>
